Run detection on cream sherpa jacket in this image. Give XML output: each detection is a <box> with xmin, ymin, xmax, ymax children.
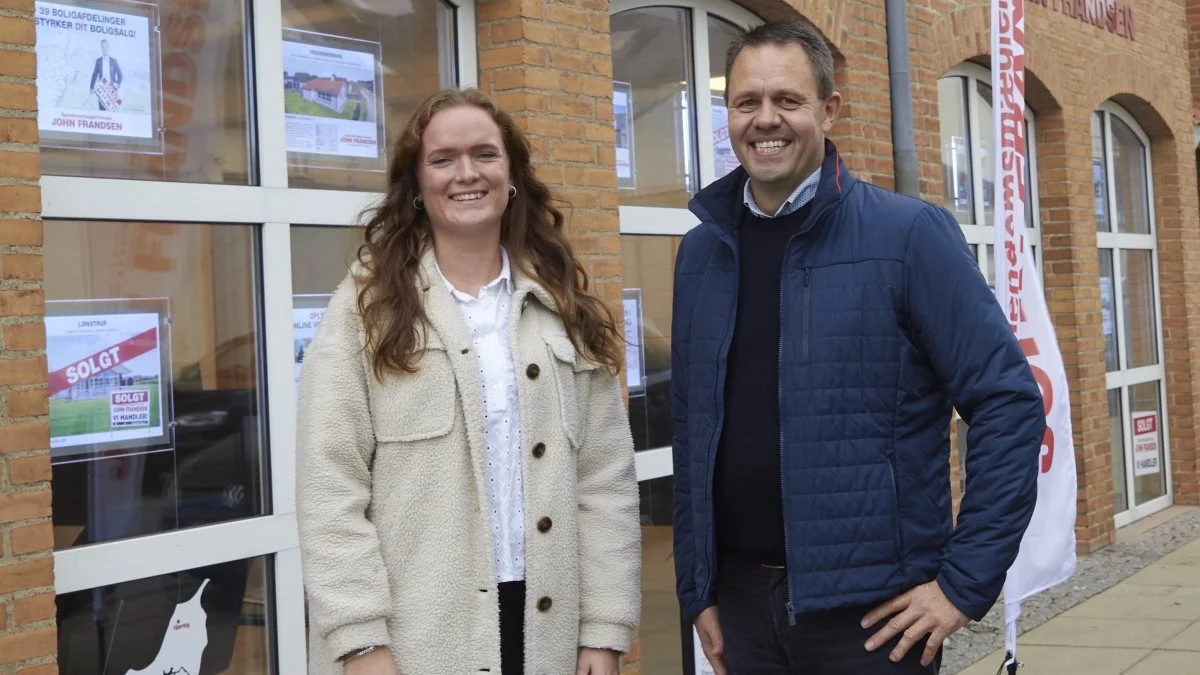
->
<box><xmin>295</xmin><ymin>248</ymin><xmax>641</xmax><ymax>674</ymax></box>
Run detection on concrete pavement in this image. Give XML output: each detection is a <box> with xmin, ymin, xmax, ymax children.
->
<box><xmin>956</xmin><ymin>536</ymin><xmax>1200</xmax><ymax>674</ymax></box>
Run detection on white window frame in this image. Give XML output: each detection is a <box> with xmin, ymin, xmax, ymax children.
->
<box><xmin>942</xmin><ymin>62</ymin><xmax>1043</xmax><ymax>283</ymax></box>
<box><xmin>612</xmin><ymin>0</ymin><xmax>761</xmax><ymax>482</ymax></box>
<box><xmin>41</xmin><ymin>2</ymin><xmax>477</xmax><ymax>673</ymax></box>
<box><xmin>1094</xmin><ymin>101</ymin><xmax>1172</xmax><ymax>528</ymax></box>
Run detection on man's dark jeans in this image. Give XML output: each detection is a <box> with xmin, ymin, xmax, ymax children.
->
<box><xmin>714</xmin><ymin>555</ymin><xmax>943</xmax><ymax>674</ymax></box>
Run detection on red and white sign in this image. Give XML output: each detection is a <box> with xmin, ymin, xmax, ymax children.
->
<box><xmin>45</xmin><ymin>311</ymin><xmax>165</xmax><ymax>452</ymax></box>
<box><xmin>1132</xmin><ymin>412</ymin><xmax>1160</xmax><ymax>476</ymax></box>
<box><xmin>110</xmin><ymin>387</ymin><xmax>151</xmax><ymax>428</ymax></box>
<box><xmin>992</xmin><ymin>0</ymin><xmax>1078</xmax><ymax>666</ymax></box>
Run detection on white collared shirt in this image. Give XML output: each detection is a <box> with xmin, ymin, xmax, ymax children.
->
<box><xmin>436</xmin><ymin>248</ymin><xmax>526</xmax><ymax>583</ymax></box>
<box><xmin>101</xmin><ymin>56</ymin><xmax>111</xmax><ymax>82</ymax></box>
<box><xmin>743</xmin><ymin>166</ymin><xmax>823</xmax><ymax>218</ymax></box>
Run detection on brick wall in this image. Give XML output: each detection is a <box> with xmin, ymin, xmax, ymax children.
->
<box><xmin>0</xmin><ymin>0</ymin><xmax>55</xmax><ymax>672</ymax></box>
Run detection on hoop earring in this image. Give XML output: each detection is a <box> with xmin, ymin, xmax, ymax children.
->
<box><xmin>413</xmin><ymin>197</ymin><xmax>424</xmax><ymax>210</ymax></box>
<box><xmin>508</xmin><ymin>185</ymin><xmax>517</xmax><ymax>199</ymax></box>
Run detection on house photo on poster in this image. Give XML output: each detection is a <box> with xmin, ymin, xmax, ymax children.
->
<box><xmin>34</xmin><ymin>0</ymin><xmax>161</xmax><ymax>151</ymax></box>
<box><xmin>283</xmin><ymin>28</ymin><xmax>385</xmax><ymax>168</ymax></box>
<box><xmin>44</xmin><ymin>298</ymin><xmax>174</xmax><ymax>464</ymax></box>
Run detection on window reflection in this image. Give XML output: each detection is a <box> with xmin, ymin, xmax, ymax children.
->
<box><xmin>938</xmin><ymin>77</ymin><xmax>972</xmax><ymax>223</ymax></box>
<box><xmin>708</xmin><ymin>16</ymin><xmax>743</xmax><ymax>182</ymax></box>
<box><xmin>621</xmin><ymin>235</ymin><xmax>681</xmax><ymax>451</ymax></box>
<box><xmin>57</xmin><ymin>556</ymin><xmax>272</xmax><ymax>674</ymax></box>
<box><xmin>612</xmin><ymin>7</ymin><xmax>696</xmax><ymax>207</ymax></box>
<box><xmin>44</xmin><ymin>220</ymin><xmax>267</xmax><ymax>550</ymax></box>
<box><xmin>38</xmin><ymin>0</ymin><xmax>253</xmax><ymax>184</ymax></box>
<box><xmin>282</xmin><ymin>0</ymin><xmax>458</xmax><ymax>191</ymax></box>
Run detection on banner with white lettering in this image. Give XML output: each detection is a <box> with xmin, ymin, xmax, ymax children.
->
<box><xmin>991</xmin><ymin>0</ymin><xmax>1078</xmax><ymax>669</ymax></box>
<box><xmin>45</xmin><ymin>310</ymin><xmax>167</xmax><ymax>454</ymax></box>
<box><xmin>35</xmin><ymin>0</ymin><xmax>158</xmax><ymax>143</ymax></box>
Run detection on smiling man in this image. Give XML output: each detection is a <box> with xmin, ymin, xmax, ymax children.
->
<box><xmin>669</xmin><ymin>19</ymin><xmax>1046</xmax><ymax>675</ymax></box>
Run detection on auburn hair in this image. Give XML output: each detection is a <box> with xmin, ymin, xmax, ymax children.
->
<box><xmin>354</xmin><ymin>88</ymin><xmax>622</xmax><ymax>380</ymax></box>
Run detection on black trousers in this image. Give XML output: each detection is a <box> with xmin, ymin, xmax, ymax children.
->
<box><xmin>498</xmin><ymin>580</ymin><xmax>526</xmax><ymax>675</ymax></box>
<box><xmin>715</xmin><ymin>555</ymin><xmax>942</xmax><ymax>674</ymax></box>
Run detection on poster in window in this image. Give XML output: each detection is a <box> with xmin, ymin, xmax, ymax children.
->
<box><xmin>712</xmin><ymin>97</ymin><xmax>740</xmax><ymax>180</ymax></box>
<box><xmin>613</xmin><ymin>81</ymin><xmax>635</xmax><ymax>189</ymax></box>
<box><xmin>283</xmin><ymin>29</ymin><xmax>386</xmax><ymax>169</ymax></box>
<box><xmin>293</xmin><ymin>294</ymin><xmax>332</xmax><ymax>393</ymax></box>
<box><xmin>34</xmin><ymin>0</ymin><xmax>162</xmax><ymax>151</ymax></box>
<box><xmin>1131</xmin><ymin>411</ymin><xmax>1160</xmax><ymax>477</ymax></box>
<box><xmin>45</xmin><ymin>298</ymin><xmax>174</xmax><ymax>464</ymax></box>
<box><xmin>623</xmin><ymin>289</ymin><xmax>645</xmax><ymax>394</ymax></box>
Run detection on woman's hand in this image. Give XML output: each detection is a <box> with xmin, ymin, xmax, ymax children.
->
<box><xmin>343</xmin><ymin>647</ymin><xmax>399</xmax><ymax>675</ymax></box>
<box><xmin>575</xmin><ymin>647</ymin><xmax>620</xmax><ymax>675</ymax></box>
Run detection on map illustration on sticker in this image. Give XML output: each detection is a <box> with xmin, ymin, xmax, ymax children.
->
<box><xmin>125</xmin><ymin>578</ymin><xmax>210</xmax><ymax>675</ymax></box>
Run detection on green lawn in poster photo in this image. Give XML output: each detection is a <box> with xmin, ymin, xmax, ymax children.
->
<box><xmin>284</xmin><ymin>90</ymin><xmax>360</xmax><ymax>121</ymax></box>
<box><xmin>50</xmin><ymin>386</ymin><xmax>162</xmax><ymax>437</ymax></box>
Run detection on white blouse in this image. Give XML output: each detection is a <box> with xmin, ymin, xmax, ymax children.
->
<box><xmin>436</xmin><ymin>249</ymin><xmax>526</xmax><ymax>583</ymax></box>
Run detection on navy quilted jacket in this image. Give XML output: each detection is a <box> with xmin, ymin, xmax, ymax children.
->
<box><xmin>670</xmin><ymin>141</ymin><xmax>1045</xmax><ymax>625</ymax></box>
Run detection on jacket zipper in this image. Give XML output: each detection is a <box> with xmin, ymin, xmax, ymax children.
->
<box><xmin>888</xmin><ymin>455</ymin><xmax>907</xmax><ymax>574</ymax></box>
<box><xmin>778</xmin><ymin>241</ymin><xmax>800</xmax><ymax>625</ymax></box>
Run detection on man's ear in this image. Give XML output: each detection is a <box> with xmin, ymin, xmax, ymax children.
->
<box><xmin>822</xmin><ymin>91</ymin><xmax>843</xmax><ymax>133</ymax></box>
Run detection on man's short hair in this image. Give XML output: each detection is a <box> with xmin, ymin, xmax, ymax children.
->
<box><xmin>725</xmin><ymin>19</ymin><xmax>836</xmax><ymax>102</ymax></box>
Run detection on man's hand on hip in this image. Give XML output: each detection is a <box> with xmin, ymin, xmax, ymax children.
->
<box><xmin>694</xmin><ymin>606</ymin><xmax>728</xmax><ymax>675</ymax></box>
<box><xmin>860</xmin><ymin>580</ymin><xmax>969</xmax><ymax>666</ymax></box>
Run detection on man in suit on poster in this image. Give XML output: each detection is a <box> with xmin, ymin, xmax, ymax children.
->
<box><xmin>90</xmin><ymin>39</ymin><xmax>123</xmax><ymax>111</ymax></box>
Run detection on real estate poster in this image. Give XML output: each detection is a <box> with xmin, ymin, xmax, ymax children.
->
<box><xmin>35</xmin><ymin>0</ymin><xmax>158</xmax><ymax>144</ymax></box>
<box><xmin>293</xmin><ymin>295</ymin><xmax>332</xmax><ymax>392</ymax></box>
<box><xmin>1132</xmin><ymin>411</ymin><xmax>1160</xmax><ymax>477</ymax></box>
<box><xmin>283</xmin><ymin>30</ymin><xmax>384</xmax><ymax>163</ymax></box>
<box><xmin>712</xmin><ymin>97</ymin><xmax>740</xmax><ymax>180</ymax></box>
<box><xmin>623</xmin><ymin>289</ymin><xmax>645</xmax><ymax>393</ymax></box>
<box><xmin>45</xmin><ymin>305</ymin><xmax>172</xmax><ymax>461</ymax></box>
<box><xmin>613</xmin><ymin>81</ymin><xmax>635</xmax><ymax>189</ymax></box>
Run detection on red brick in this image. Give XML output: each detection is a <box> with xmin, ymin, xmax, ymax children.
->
<box><xmin>4</xmin><ymin>321</ymin><xmax>45</xmax><ymax>351</ymax></box>
<box><xmin>0</xmin><ymin>252</ymin><xmax>42</xmax><ymax>279</ymax></box>
<box><xmin>18</xmin><ymin>666</ymin><xmax>58</xmax><ymax>675</ymax></box>
<box><xmin>0</xmin><ymin>0</ymin><xmax>33</xmax><ymax>10</ymax></box>
<box><xmin>8</xmin><ymin>454</ymin><xmax>50</xmax><ymax>485</ymax></box>
<box><xmin>0</xmin><ymin>556</ymin><xmax>52</xmax><ymax>594</ymax></box>
<box><xmin>0</xmin><ymin>184</ymin><xmax>41</xmax><ymax>212</ymax></box>
<box><xmin>0</xmin><ymin>81</ymin><xmax>36</xmax><ymax>111</ymax></box>
<box><xmin>0</xmin><ymin>626</ymin><xmax>56</xmax><ymax>663</ymax></box>
<box><xmin>0</xmin><ymin>48</ymin><xmax>35</xmax><ymax>78</ymax></box>
<box><xmin>0</xmin><ymin>420</ymin><xmax>47</xmax><ymax>454</ymax></box>
<box><xmin>0</xmin><ymin>117</ymin><xmax>37</xmax><ymax>145</ymax></box>
<box><xmin>0</xmin><ymin>289</ymin><xmax>44</xmax><ymax>316</ymax></box>
<box><xmin>0</xmin><ymin>15</ymin><xmax>34</xmax><ymax>45</ymax></box>
<box><xmin>0</xmin><ymin>219</ymin><xmax>42</xmax><ymax>245</ymax></box>
<box><xmin>0</xmin><ymin>151</ymin><xmax>39</xmax><ymax>180</ymax></box>
<box><xmin>13</xmin><ymin>592</ymin><xmax>56</xmax><ymax>625</ymax></box>
<box><xmin>6</xmin><ymin>388</ymin><xmax>47</xmax><ymax>418</ymax></box>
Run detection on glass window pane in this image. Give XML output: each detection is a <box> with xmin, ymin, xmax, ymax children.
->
<box><xmin>57</xmin><ymin>556</ymin><xmax>273</xmax><ymax>674</ymax></box>
<box><xmin>1024</xmin><ymin>119</ymin><xmax>1036</xmax><ymax>231</ymax></box>
<box><xmin>639</xmin><ymin>476</ymin><xmax>681</xmax><ymax>672</ymax></box>
<box><xmin>613</xmin><ymin>7</ymin><xmax>696</xmax><ymax>207</ymax></box>
<box><xmin>1129</xmin><ymin>381</ymin><xmax>1166</xmax><ymax>506</ymax></box>
<box><xmin>44</xmin><ymin>221</ymin><xmax>267</xmax><ymax>550</ymax></box>
<box><xmin>1108</xmin><ymin>388</ymin><xmax>1127</xmax><ymax>514</ymax></box>
<box><xmin>975</xmin><ymin>80</ymin><xmax>994</xmax><ymax>228</ymax></box>
<box><xmin>1092</xmin><ymin>112</ymin><xmax>1111</xmax><ymax>232</ymax></box>
<box><xmin>938</xmin><ymin>77</ymin><xmax>973</xmax><ymax>224</ymax></box>
<box><xmin>36</xmin><ymin>0</ymin><xmax>252</xmax><ymax>184</ymax></box>
<box><xmin>1121</xmin><ymin>248</ymin><xmax>1159</xmax><ymax>368</ymax></box>
<box><xmin>708</xmin><ymin>16</ymin><xmax>743</xmax><ymax>182</ymax></box>
<box><xmin>1099</xmin><ymin>249</ymin><xmax>1119</xmax><ymax>372</ymax></box>
<box><xmin>283</xmin><ymin>0</ymin><xmax>458</xmax><ymax>191</ymax></box>
<box><xmin>1111</xmin><ymin>116</ymin><xmax>1152</xmax><ymax>235</ymax></box>
<box><xmin>621</xmin><ymin>235</ymin><xmax>680</xmax><ymax>451</ymax></box>
<box><xmin>985</xmin><ymin>243</ymin><xmax>995</xmax><ymax>291</ymax></box>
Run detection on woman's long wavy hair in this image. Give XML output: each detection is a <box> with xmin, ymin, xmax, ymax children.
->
<box><xmin>355</xmin><ymin>88</ymin><xmax>623</xmax><ymax>380</ymax></box>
